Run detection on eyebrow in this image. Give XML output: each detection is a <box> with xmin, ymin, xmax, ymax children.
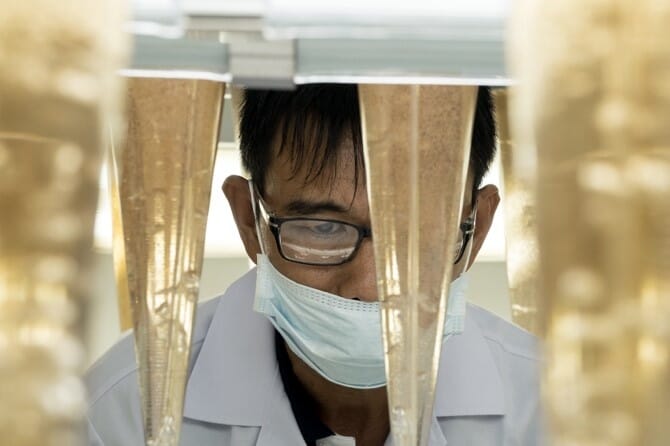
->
<box><xmin>283</xmin><ymin>199</ymin><xmax>350</xmax><ymax>216</ymax></box>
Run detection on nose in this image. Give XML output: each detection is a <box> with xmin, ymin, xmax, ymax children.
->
<box><xmin>336</xmin><ymin>239</ymin><xmax>378</xmax><ymax>302</ymax></box>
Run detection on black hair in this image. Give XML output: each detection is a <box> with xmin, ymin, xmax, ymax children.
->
<box><xmin>239</xmin><ymin>84</ymin><xmax>496</xmax><ymax>198</ymax></box>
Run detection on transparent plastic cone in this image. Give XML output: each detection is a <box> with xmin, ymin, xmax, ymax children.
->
<box><xmin>229</xmin><ymin>85</ymin><xmax>244</xmax><ymax>144</ymax></box>
<box><xmin>493</xmin><ymin>89</ymin><xmax>542</xmax><ymax>336</ymax></box>
<box><xmin>0</xmin><ymin>1</ymin><xmax>127</xmax><ymax>444</ymax></box>
<box><xmin>508</xmin><ymin>0</ymin><xmax>670</xmax><ymax>444</ymax></box>
<box><xmin>359</xmin><ymin>85</ymin><xmax>476</xmax><ymax>446</ymax></box>
<box><xmin>110</xmin><ymin>78</ymin><xmax>224</xmax><ymax>446</ymax></box>
<box><xmin>109</xmin><ymin>143</ymin><xmax>134</xmax><ymax>332</ymax></box>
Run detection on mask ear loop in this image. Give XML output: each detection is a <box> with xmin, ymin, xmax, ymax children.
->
<box><xmin>248</xmin><ymin>180</ymin><xmax>268</xmax><ymax>255</ymax></box>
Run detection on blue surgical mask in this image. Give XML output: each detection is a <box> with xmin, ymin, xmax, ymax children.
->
<box><xmin>253</xmin><ymin>254</ymin><xmax>469</xmax><ymax>389</ymax></box>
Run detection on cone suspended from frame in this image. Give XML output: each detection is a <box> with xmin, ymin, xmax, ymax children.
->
<box><xmin>359</xmin><ymin>84</ymin><xmax>476</xmax><ymax>446</ymax></box>
<box><xmin>110</xmin><ymin>78</ymin><xmax>224</xmax><ymax>446</ymax></box>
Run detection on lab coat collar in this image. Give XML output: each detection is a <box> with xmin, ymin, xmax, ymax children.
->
<box><xmin>433</xmin><ymin>305</ymin><xmax>506</xmax><ymax>417</ymax></box>
<box><xmin>183</xmin><ymin>268</ymin><xmax>505</xmax><ymax>438</ymax></box>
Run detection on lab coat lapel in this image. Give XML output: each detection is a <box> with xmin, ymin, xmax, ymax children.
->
<box><xmin>183</xmin><ymin>268</ymin><xmax>305</xmax><ymax>443</ymax></box>
<box><xmin>184</xmin><ymin>270</ymin><xmax>267</xmax><ymax>423</ymax></box>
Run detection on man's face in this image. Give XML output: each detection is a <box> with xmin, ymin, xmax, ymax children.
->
<box><xmin>252</xmin><ymin>136</ymin><xmax>479</xmax><ymax>302</ymax></box>
<box><xmin>259</xmin><ymin>138</ymin><xmax>378</xmax><ymax>301</ymax></box>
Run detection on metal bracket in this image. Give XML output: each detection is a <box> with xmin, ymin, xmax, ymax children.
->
<box><xmin>226</xmin><ymin>32</ymin><xmax>295</xmax><ymax>89</ymax></box>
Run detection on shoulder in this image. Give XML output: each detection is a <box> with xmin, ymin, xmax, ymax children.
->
<box><xmin>86</xmin><ymin>268</ymin><xmax>257</xmax><ymax>412</ymax></box>
<box><xmin>85</xmin><ymin>296</ymin><xmax>223</xmax><ymax>443</ymax></box>
<box><xmin>466</xmin><ymin>303</ymin><xmax>541</xmax><ymax>390</ymax></box>
<box><xmin>466</xmin><ymin>303</ymin><xmax>540</xmax><ymax>363</ymax></box>
<box><xmin>86</xmin><ymin>296</ymin><xmax>221</xmax><ymax>401</ymax></box>
<box><xmin>466</xmin><ymin>303</ymin><xmax>545</xmax><ymax>442</ymax></box>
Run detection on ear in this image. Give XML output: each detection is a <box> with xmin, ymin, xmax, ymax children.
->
<box><xmin>222</xmin><ymin>175</ymin><xmax>262</xmax><ymax>264</ymax></box>
<box><xmin>467</xmin><ymin>184</ymin><xmax>500</xmax><ymax>269</ymax></box>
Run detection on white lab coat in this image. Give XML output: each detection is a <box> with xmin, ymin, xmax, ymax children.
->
<box><xmin>86</xmin><ymin>268</ymin><xmax>544</xmax><ymax>445</ymax></box>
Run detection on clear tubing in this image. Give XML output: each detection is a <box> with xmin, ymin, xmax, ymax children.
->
<box><xmin>0</xmin><ymin>1</ymin><xmax>128</xmax><ymax>445</ymax></box>
<box><xmin>359</xmin><ymin>84</ymin><xmax>476</xmax><ymax>446</ymax></box>
<box><xmin>110</xmin><ymin>78</ymin><xmax>224</xmax><ymax>446</ymax></box>
<box><xmin>509</xmin><ymin>0</ymin><xmax>670</xmax><ymax>444</ymax></box>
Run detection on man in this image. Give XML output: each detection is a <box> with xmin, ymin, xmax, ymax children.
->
<box><xmin>86</xmin><ymin>84</ymin><xmax>542</xmax><ymax>445</ymax></box>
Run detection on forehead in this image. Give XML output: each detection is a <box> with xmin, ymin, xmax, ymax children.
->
<box><xmin>264</xmin><ymin>132</ymin><xmax>366</xmax><ymax>206</ymax></box>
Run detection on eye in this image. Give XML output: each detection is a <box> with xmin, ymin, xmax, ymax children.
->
<box><xmin>310</xmin><ymin>221</ymin><xmax>344</xmax><ymax>235</ymax></box>
<box><xmin>287</xmin><ymin>220</ymin><xmax>349</xmax><ymax>238</ymax></box>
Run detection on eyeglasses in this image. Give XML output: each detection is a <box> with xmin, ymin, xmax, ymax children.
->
<box><xmin>250</xmin><ymin>181</ymin><xmax>475</xmax><ymax>266</ymax></box>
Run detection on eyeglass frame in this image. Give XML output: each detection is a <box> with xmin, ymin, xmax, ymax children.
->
<box><xmin>249</xmin><ymin>180</ymin><xmax>476</xmax><ymax>266</ymax></box>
